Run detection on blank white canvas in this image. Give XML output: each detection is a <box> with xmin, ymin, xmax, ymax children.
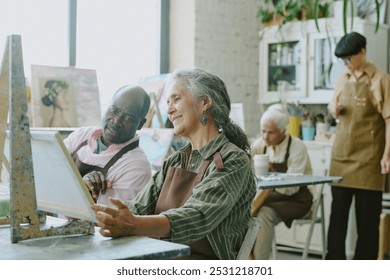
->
<box><xmin>4</xmin><ymin>130</ymin><xmax>96</xmax><ymax>222</ymax></box>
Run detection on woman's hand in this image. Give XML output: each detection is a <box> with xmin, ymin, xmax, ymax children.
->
<box><xmin>83</xmin><ymin>171</ymin><xmax>112</xmax><ymax>201</ymax></box>
<box><xmin>91</xmin><ymin>198</ymin><xmax>139</xmax><ymax>238</ymax></box>
<box><xmin>334</xmin><ymin>103</ymin><xmax>344</xmax><ymax>116</ymax></box>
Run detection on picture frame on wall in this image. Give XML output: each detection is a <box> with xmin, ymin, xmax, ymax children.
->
<box><xmin>30</xmin><ymin>65</ymin><xmax>101</xmax><ymax>128</ymax></box>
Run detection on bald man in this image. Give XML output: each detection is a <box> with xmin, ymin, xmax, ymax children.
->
<box><xmin>64</xmin><ymin>85</ymin><xmax>152</xmax><ymax>207</ymax></box>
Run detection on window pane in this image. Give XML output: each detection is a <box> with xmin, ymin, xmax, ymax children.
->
<box><xmin>76</xmin><ymin>0</ymin><xmax>161</xmax><ymax>111</ymax></box>
<box><xmin>0</xmin><ymin>0</ymin><xmax>68</xmax><ymax>78</ymax></box>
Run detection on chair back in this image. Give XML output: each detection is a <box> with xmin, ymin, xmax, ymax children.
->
<box><xmin>236</xmin><ymin>218</ymin><xmax>261</xmax><ymax>260</ymax></box>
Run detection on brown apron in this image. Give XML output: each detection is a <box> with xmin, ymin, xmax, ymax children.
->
<box><xmin>155</xmin><ymin>152</ymin><xmax>224</xmax><ymax>259</ymax></box>
<box><xmin>252</xmin><ymin>135</ymin><xmax>312</xmax><ymax>227</ymax></box>
<box><xmin>330</xmin><ymin>80</ymin><xmax>386</xmax><ymax>191</ymax></box>
<box><xmin>70</xmin><ymin>139</ymin><xmax>139</xmax><ymax>187</ymax></box>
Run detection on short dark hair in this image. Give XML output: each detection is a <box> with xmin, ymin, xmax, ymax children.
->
<box><xmin>335</xmin><ymin>32</ymin><xmax>366</xmax><ymax>58</ymax></box>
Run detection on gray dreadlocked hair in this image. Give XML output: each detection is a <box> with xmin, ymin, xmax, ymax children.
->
<box><xmin>168</xmin><ymin>67</ymin><xmax>251</xmax><ymax>158</ymax></box>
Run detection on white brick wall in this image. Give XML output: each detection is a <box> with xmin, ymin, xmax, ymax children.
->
<box><xmin>170</xmin><ymin>0</ymin><xmax>263</xmax><ymax>138</ymax></box>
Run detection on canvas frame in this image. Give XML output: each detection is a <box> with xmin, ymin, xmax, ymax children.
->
<box><xmin>30</xmin><ymin>65</ymin><xmax>101</xmax><ymax>128</ymax></box>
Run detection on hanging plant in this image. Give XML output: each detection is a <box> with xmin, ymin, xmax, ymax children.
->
<box><xmin>313</xmin><ymin>0</ymin><xmax>381</xmax><ymax>34</ymax></box>
<box><xmin>257</xmin><ymin>1</ymin><xmax>382</xmax><ymax>35</ymax></box>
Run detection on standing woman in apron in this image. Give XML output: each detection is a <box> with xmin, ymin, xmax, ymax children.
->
<box><xmin>327</xmin><ymin>32</ymin><xmax>390</xmax><ymax>260</ymax></box>
<box><xmin>251</xmin><ymin>104</ymin><xmax>313</xmax><ymax>259</ymax></box>
<box><xmin>91</xmin><ymin>68</ymin><xmax>256</xmax><ymax>260</ymax></box>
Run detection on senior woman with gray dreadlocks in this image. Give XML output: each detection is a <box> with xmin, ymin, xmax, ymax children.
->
<box><xmin>91</xmin><ymin>68</ymin><xmax>256</xmax><ymax>260</ymax></box>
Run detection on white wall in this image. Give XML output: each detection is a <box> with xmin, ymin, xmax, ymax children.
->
<box><xmin>170</xmin><ymin>0</ymin><xmax>262</xmax><ymax>138</ymax></box>
<box><xmin>170</xmin><ymin>0</ymin><xmax>196</xmax><ymax>69</ymax></box>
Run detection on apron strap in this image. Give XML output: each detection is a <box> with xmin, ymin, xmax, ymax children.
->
<box><xmin>71</xmin><ymin>138</ymin><xmax>139</xmax><ymax>176</ymax></box>
<box><xmin>284</xmin><ymin>135</ymin><xmax>292</xmax><ymax>163</ymax></box>
<box><xmin>101</xmin><ymin>139</ymin><xmax>139</xmax><ymax>174</ymax></box>
<box><xmin>268</xmin><ymin>135</ymin><xmax>292</xmax><ymax>173</ymax></box>
<box><xmin>213</xmin><ymin>152</ymin><xmax>224</xmax><ymax>169</ymax></box>
<box><xmin>193</xmin><ymin>152</ymin><xmax>224</xmax><ymax>186</ymax></box>
<box><xmin>70</xmin><ymin>139</ymin><xmax>88</xmax><ymax>157</ymax></box>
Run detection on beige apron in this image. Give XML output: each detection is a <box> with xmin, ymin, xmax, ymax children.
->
<box><xmin>330</xmin><ymin>80</ymin><xmax>385</xmax><ymax>191</ymax></box>
<box><xmin>155</xmin><ymin>152</ymin><xmax>224</xmax><ymax>259</ymax></box>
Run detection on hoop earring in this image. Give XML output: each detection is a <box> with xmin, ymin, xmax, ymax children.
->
<box><xmin>200</xmin><ymin>111</ymin><xmax>208</xmax><ymax>126</ymax></box>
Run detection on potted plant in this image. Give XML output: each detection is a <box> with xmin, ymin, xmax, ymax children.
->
<box><xmin>257</xmin><ymin>1</ymin><xmax>381</xmax><ymax>35</ymax></box>
<box><xmin>257</xmin><ymin>0</ymin><xmax>313</xmax><ymax>28</ymax></box>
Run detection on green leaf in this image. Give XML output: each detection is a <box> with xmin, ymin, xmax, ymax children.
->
<box><xmin>323</xmin><ymin>3</ymin><xmax>330</xmax><ymax>17</ymax></box>
<box><xmin>313</xmin><ymin>0</ymin><xmax>320</xmax><ymax>32</ymax></box>
<box><xmin>375</xmin><ymin>0</ymin><xmax>380</xmax><ymax>33</ymax></box>
<box><xmin>262</xmin><ymin>14</ymin><xmax>274</xmax><ymax>23</ymax></box>
<box><xmin>343</xmin><ymin>0</ymin><xmax>347</xmax><ymax>35</ymax></box>
<box><xmin>327</xmin><ymin>62</ymin><xmax>333</xmax><ymax>85</ymax></box>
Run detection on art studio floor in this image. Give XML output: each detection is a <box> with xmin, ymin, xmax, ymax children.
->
<box><xmin>273</xmin><ymin>250</ymin><xmax>322</xmax><ymax>260</ymax></box>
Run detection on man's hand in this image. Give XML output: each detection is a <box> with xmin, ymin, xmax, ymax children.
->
<box><xmin>83</xmin><ymin>171</ymin><xmax>112</xmax><ymax>201</ymax></box>
<box><xmin>91</xmin><ymin>198</ymin><xmax>139</xmax><ymax>238</ymax></box>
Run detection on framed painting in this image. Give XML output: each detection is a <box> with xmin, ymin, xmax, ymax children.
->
<box><xmin>30</xmin><ymin>65</ymin><xmax>101</xmax><ymax>128</ymax></box>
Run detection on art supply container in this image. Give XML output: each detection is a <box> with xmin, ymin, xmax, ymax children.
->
<box><xmin>287</xmin><ymin>116</ymin><xmax>302</xmax><ymax>137</ymax></box>
<box><xmin>302</xmin><ymin>126</ymin><xmax>315</xmax><ymax>141</ymax></box>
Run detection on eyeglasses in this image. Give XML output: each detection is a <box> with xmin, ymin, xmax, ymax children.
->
<box><xmin>338</xmin><ymin>56</ymin><xmax>352</xmax><ymax>64</ymax></box>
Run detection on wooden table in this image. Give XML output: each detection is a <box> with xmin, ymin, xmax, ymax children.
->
<box><xmin>257</xmin><ymin>173</ymin><xmax>342</xmax><ymax>189</ymax></box>
<box><xmin>0</xmin><ymin>217</ymin><xmax>190</xmax><ymax>260</ymax></box>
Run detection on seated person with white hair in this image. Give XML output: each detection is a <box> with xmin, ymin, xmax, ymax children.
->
<box><xmin>250</xmin><ymin>103</ymin><xmax>313</xmax><ymax>260</ymax></box>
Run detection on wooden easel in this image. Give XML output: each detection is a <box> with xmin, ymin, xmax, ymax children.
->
<box><xmin>0</xmin><ymin>35</ymin><xmax>93</xmax><ymax>243</ymax></box>
<box><xmin>138</xmin><ymin>75</ymin><xmax>168</xmax><ymax>128</ymax></box>
<box><xmin>149</xmin><ymin>91</ymin><xmax>165</xmax><ymax>128</ymax></box>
